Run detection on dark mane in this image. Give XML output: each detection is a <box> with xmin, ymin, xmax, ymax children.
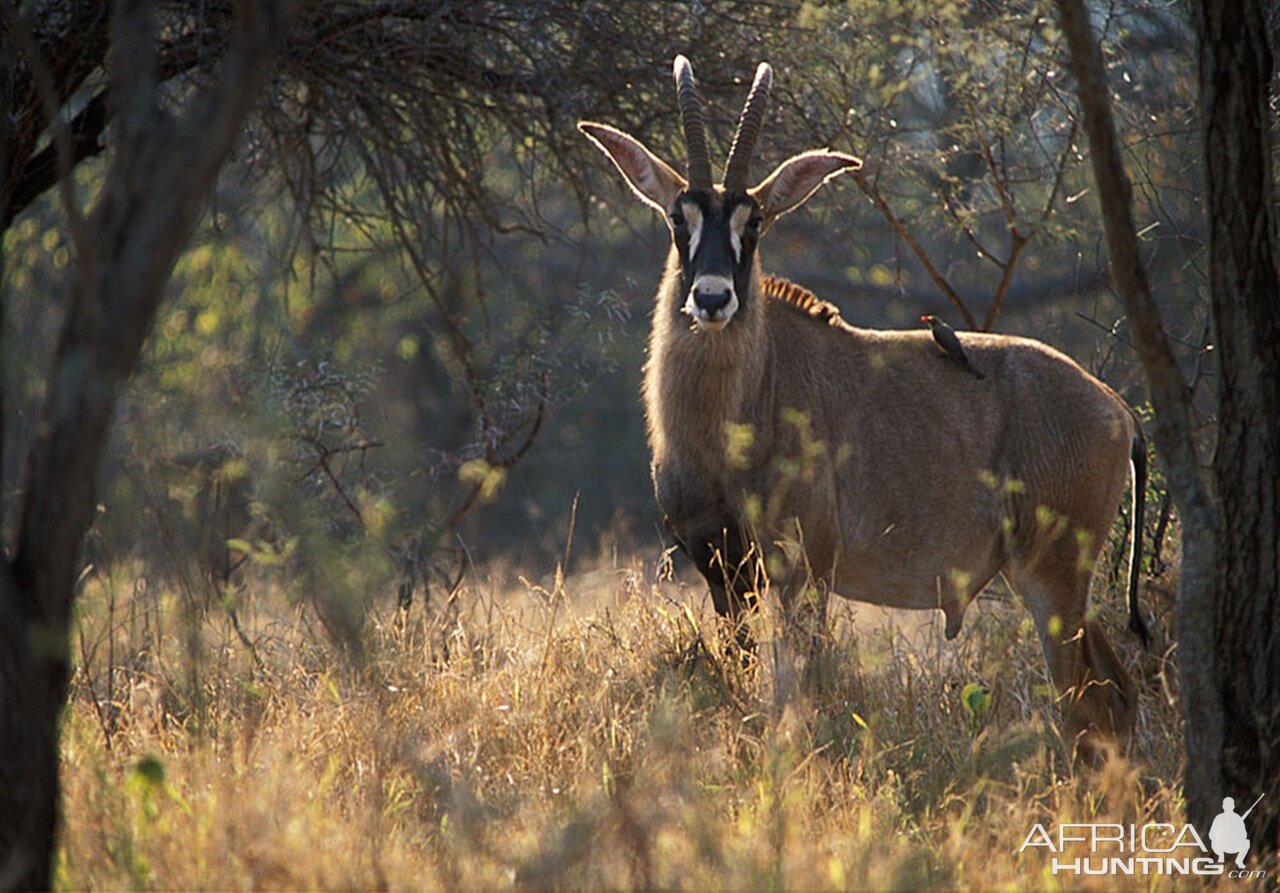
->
<box><xmin>761</xmin><ymin>274</ymin><xmax>843</xmax><ymax>325</ymax></box>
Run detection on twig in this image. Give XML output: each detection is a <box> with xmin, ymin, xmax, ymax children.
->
<box><xmin>979</xmin><ymin>134</ymin><xmax>1021</xmax><ymax>231</ymax></box>
<box><xmin>980</xmin><ymin>118</ymin><xmax>1080</xmax><ymax>332</ymax></box>
<box><xmin>855</xmin><ymin>171</ymin><xmax>978</xmax><ymax>328</ymax></box>
<box><xmin>939</xmin><ymin>191</ymin><xmax>1001</xmax><ymax>266</ymax></box>
<box><xmin>562</xmin><ymin>491</ymin><xmax>580</xmax><ymax>575</ymax></box>
<box><xmin>1040</xmin><ymin>120</ymin><xmax>1079</xmax><ymax>226</ymax></box>
<box><xmin>319</xmin><ymin>440</ymin><xmax>384</xmax><ymax>456</ymax></box>
<box><xmin>296</xmin><ymin>434</ymin><xmax>368</xmax><ymax>528</ymax></box>
<box><xmin>976</xmin><ymin>134</ymin><xmax>1031</xmax><ymax>332</ymax></box>
<box><xmin>446</xmin><ymin>372</ymin><xmax>548</xmax><ymax>530</ymax></box>
<box><xmin>75</xmin><ymin>614</ymin><xmax>113</xmax><ymax>751</ymax></box>
<box><xmin>982</xmin><ymin>230</ymin><xmax>1028</xmax><ymax>332</ymax></box>
<box><xmin>1149</xmin><ymin>490</ymin><xmax>1173</xmax><ymax>575</ymax></box>
<box><xmin>226</xmin><ymin>602</ymin><xmax>265</xmax><ymax>671</ymax></box>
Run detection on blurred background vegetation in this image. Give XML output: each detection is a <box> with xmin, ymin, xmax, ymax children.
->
<box><xmin>2</xmin><ymin>0</ymin><xmax>1204</xmax><ymax>635</ymax></box>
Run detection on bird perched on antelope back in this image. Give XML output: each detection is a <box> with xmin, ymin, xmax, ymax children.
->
<box><xmin>921</xmin><ymin>315</ymin><xmax>985</xmax><ymax>380</ymax></box>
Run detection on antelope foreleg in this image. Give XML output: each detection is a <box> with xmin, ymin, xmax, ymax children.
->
<box><xmin>673</xmin><ymin>516</ymin><xmax>761</xmax><ymax>654</ymax></box>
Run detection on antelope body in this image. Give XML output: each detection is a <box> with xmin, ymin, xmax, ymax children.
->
<box><xmin>580</xmin><ymin>57</ymin><xmax>1147</xmax><ymax>756</ymax></box>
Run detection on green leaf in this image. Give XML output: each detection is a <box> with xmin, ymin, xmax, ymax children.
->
<box><xmin>961</xmin><ymin>682</ymin><xmax>991</xmax><ymax>720</ymax></box>
<box><xmin>132</xmin><ymin>753</ymin><xmax>166</xmax><ymax>787</ymax></box>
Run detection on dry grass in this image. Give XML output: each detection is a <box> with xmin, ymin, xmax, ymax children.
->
<box><xmin>57</xmin><ymin>542</ymin><xmax>1217</xmax><ymax>891</ymax></box>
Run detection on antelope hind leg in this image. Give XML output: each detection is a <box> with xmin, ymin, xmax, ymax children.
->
<box><xmin>1012</xmin><ymin>570</ymin><xmax>1137</xmax><ymax>764</ymax></box>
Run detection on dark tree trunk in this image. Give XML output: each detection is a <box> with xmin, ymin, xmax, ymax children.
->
<box><xmin>0</xmin><ymin>255</ymin><xmax>131</xmax><ymax>892</ymax></box>
<box><xmin>0</xmin><ymin>3</ymin><xmax>296</xmax><ymax>887</ymax></box>
<box><xmin>1059</xmin><ymin>0</ymin><xmax>1280</xmax><ymax>863</ymax></box>
<box><xmin>1054</xmin><ymin>0</ymin><xmax>1222</xmax><ymax>805</ymax></box>
<box><xmin>0</xmin><ymin>565</ymin><xmax>67</xmax><ymax>890</ymax></box>
<box><xmin>1192</xmin><ymin>0</ymin><xmax>1280</xmax><ymax>859</ymax></box>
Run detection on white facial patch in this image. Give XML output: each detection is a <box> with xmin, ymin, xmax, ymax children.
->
<box><xmin>683</xmin><ymin>273</ymin><xmax>738</xmax><ymax>332</ymax></box>
<box><xmin>728</xmin><ymin>203</ymin><xmax>752</xmax><ymax>264</ymax></box>
<box><xmin>682</xmin><ymin>201</ymin><xmax>704</xmax><ymax>259</ymax></box>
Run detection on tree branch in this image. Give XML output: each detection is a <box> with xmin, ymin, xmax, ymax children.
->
<box><xmin>1040</xmin><ymin>120</ymin><xmax>1078</xmax><ymax>226</ymax></box>
<box><xmin>979</xmin><ymin>134</ymin><xmax>1021</xmax><ymax>235</ymax></box>
<box><xmin>0</xmin><ymin>0</ymin><xmax>91</xmax><ymax>254</ymax></box>
<box><xmin>854</xmin><ymin>171</ymin><xmax>978</xmax><ymax>328</ymax></box>
<box><xmin>3</xmin><ymin>20</ymin><xmax>231</xmax><ymax>228</ymax></box>
<box><xmin>981</xmin><ymin>230</ymin><xmax>1027</xmax><ymax>332</ymax></box>
<box><xmin>5</xmin><ymin>91</ymin><xmax>108</xmax><ymax>229</ymax></box>
<box><xmin>1055</xmin><ymin>0</ymin><xmax>1212</xmax><ymax>525</ymax></box>
<box><xmin>1056</xmin><ymin>0</ymin><xmax>1221</xmax><ymax>816</ymax></box>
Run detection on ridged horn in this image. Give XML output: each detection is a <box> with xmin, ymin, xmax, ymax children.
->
<box><xmin>673</xmin><ymin>55</ymin><xmax>712</xmax><ymax>191</ymax></box>
<box><xmin>723</xmin><ymin>62</ymin><xmax>773</xmax><ymax>193</ymax></box>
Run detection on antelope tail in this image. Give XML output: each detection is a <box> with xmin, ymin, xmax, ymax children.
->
<box><xmin>1127</xmin><ymin>428</ymin><xmax>1151</xmax><ymax>648</ymax></box>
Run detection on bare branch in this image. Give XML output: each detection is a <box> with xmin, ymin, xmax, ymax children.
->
<box><xmin>446</xmin><ymin>372</ymin><xmax>547</xmax><ymax>531</ymax></box>
<box><xmin>1041</xmin><ymin>120</ymin><xmax>1078</xmax><ymax>225</ymax></box>
<box><xmin>981</xmin><ymin>230</ymin><xmax>1028</xmax><ymax>332</ymax></box>
<box><xmin>0</xmin><ymin>0</ymin><xmax>91</xmax><ymax>254</ymax></box>
<box><xmin>1056</xmin><ymin>0</ymin><xmax>1212</xmax><ymax>522</ymax></box>
<box><xmin>854</xmin><ymin>171</ymin><xmax>977</xmax><ymax>328</ymax></box>
<box><xmin>938</xmin><ymin>189</ymin><xmax>1003</xmax><ymax>269</ymax></box>
<box><xmin>978</xmin><ymin>134</ymin><xmax>1021</xmax><ymax>236</ymax></box>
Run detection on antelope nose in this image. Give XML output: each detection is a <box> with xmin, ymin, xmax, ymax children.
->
<box><xmin>694</xmin><ymin>287</ymin><xmax>732</xmax><ymax>315</ymax></box>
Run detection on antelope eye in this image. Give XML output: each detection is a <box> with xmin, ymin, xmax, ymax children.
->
<box><xmin>670</xmin><ymin>210</ymin><xmax>686</xmax><ymax>227</ymax></box>
<box><xmin>746</xmin><ymin>215</ymin><xmax>762</xmax><ymax>233</ymax></box>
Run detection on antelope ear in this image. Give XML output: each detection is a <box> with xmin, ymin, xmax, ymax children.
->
<box><xmin>750</xmin><ymin>150</ymin><xmax>862</xmax><ymax>223</ymax></box>
<box><xmin>579</xmin><ymin>122</ymin><xmax>686</xmax><ymax>213</ymax></box>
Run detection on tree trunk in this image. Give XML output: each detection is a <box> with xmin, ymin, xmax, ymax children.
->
<box><xmin>1054</xmin><ymin>0</ymin><xmax>1223</xmax><ymax>794</ymax></box>
<box><xmin>1192</xmin><ymin>0</ymin><xmax>1280</xmax><ymax>859</ymax></box>
<box><xmin>0</xmin><ymin>566</ymin><xmax>65</xmax><ymax>890</ymax></box>
<box><xmin>0</xmin><ymin>247</ymin><xmax>144</xmax><ymax>892</ymax></box>
<box><xmin>1059</xmin><ymin>0</ymin><xmax>1280</xmax><ymax>862</ymax></box>
<box><xmin>0</xmin><ymin>17</ymin><xmax>60</xmax><ymax>891</ymax></box>
<box><xmin>0</xmin><ymin>3</ymin><xmax>295</xmax><ymax>887</ymax></box>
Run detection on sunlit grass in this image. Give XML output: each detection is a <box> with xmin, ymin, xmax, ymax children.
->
<box><xmin>59</xmin><ymin>545</ymin><xmax>1202</xmax><ymax>890</ymax></box>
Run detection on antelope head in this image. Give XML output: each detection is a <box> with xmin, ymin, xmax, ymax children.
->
<box><xmin>579</xmin><ymin>56</ymin><xmax>862</xmax><ymax>332</ymax></box>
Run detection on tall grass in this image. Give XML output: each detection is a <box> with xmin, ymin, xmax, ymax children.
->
<box><xmin>59</xmin><ymin>540</ymin><xmax>1209</xmax><ymax>890</ymax></box>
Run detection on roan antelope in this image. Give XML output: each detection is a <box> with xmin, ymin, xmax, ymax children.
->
<box><xmin>579</xmin><ymin>57</ymin><xmax>1148</xmax><ymax>758</ymax></box>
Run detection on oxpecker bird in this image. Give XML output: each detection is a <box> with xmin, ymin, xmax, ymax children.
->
<box><xmin>921</xmin><ymin>315</ymin><xmax>985</xmax><ymax>380</ymax></box>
